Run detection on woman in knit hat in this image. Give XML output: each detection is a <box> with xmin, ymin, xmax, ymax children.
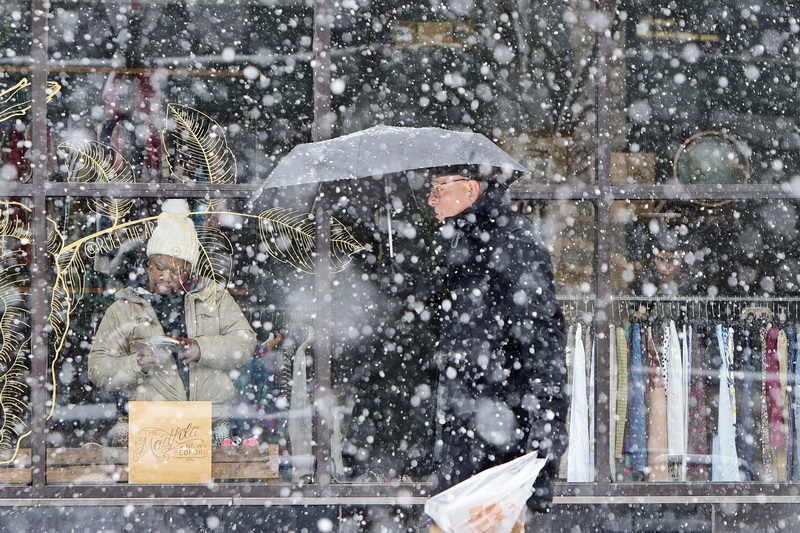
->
<box><xmin>88</xmin><ymin>199</ymin><xmax>257</xmax><ymax>445</ymax></box>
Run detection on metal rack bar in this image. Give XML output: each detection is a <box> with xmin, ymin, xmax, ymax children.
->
<box><xmin>616</xmin><ymin>296</ymin><xmax>800</xmax><ymax>302</ymax></box>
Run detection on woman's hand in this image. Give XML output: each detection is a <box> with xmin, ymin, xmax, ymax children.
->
<box><xmin>174</xmin><ymin>337</ymin><xmax>202</xmax><ymax>364</ymax></box>
<box><xmin>131</xmin><ymin>341</ymin><xmax>162</xmax><ymax>374</ymax></box>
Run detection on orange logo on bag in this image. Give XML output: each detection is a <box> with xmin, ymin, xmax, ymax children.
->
<box><xmin>467</xmin><ymin>502</ymin><xmax>516</xmax><ymax>532</ymax></box>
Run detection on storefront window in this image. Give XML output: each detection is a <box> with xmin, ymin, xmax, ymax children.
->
<box><xmin>601</xmin><ymin>0</ymin><xmax>800</xmax><ymax>491</ymax></box>
<box><xmin>4</xmin><ymin>0</ymin><xmax>800</xmax><ymax>527</ymax></box>
<box><xmin>612</xmin><ymin>197</ymin><xmax>800</xmax><ymax>483</ymax></box>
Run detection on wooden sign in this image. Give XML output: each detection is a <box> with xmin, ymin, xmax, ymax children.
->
<box><xmin>128</xmin><ymin>401</ymin><xmax>212</xmax><ymax>484</ymax></box>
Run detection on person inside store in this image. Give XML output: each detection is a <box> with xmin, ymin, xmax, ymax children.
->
<box><xmin>425</xmin><ymin>166</ymin><xmax>569</xmax><ymax>531</ymax></box>
<box><xmin>628</xmin><ymin>224</ymin><xmax>706</xmax><ymax>302</ymax></box>
<box><xmin>631</xmin><ymin>230</ymin><xmax>685</xmax><ymax>298</ymax></box>
<box><xmin>88</xmin><ymin>199</ymin><xmax>257</xmax><ymax>445</ymax></box>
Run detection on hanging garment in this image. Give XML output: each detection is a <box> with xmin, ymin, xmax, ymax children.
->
<box><xmin>765</xmin><ymin>327</ymin><xmax>787</xmax><ymax>481</ymax></box>
<box><xmin>786</xmin><ymin>325</ymin><xmax>797</xmax><ymax>480</ymax></box>
<box><xmin>627</xmin><ymin>323</ymin><xmax>648</xmax><ymax>478</ymax></box>
<box><xmin>610</xmin><ymin>325</ymin><xmax>617</xmax><ymax>478</ymax></box>
<box><xmin>288</xmin><ymin>328</ymin><xmax>315</xmax><ymax>482</ymax></box>
<box><xmin>682</xmin><ymin>324</ymin><xmax>691</xmax><ymax>480</ymax></box>
<box><xmin>666</xmin><ymin>320</ymin><xmax>687</xmax><ymax>480</ymax></box>
<box><xmin>712</xmin><ymin>325</ymin><xmax>739</xmax><ymax>482</ymax></box>
<box><xmin>735</xmin><ymin>326</ymin><xmax>757</xmax><ymax>480</ymax></box>
<box><xmin>791</xmin><ymin>325</ymin><xmax>800</xmax><ymax>480</ymax></box>
<box><xmin>615</xmin><ymin>326</ymin><xmax>629</xmax><ymax>465</ymax></box>
<box><xmin>558</xmin><ymin>323</ymin><xmax>576</xmax><ymax>480</ymax></box>
<box><xmin>687</xmin><ymin>327</ymin><xmax>711</xmax><ymax>481</ymax></box>
<box><xmin>759</xmin><ymin>325</ymin><xmax>773</xmax><ymax>480</ymax></box>
<box><xmin>566</xmin><ymin>323</ymin><xmax>591</xmax><ymax>482</ymax></box>
<box><xmin>779</xmin><ymin>329</ymin><xmax>789</xmax><ymax>421</ymax></box>
<box><xmin>613</xmin><ymin>325</ymin><xmax>629</xmax><ymax>479</ymax></box>
<box><xmin>101</xmin><ymin>72</ymin><xmax>162</xmax><ymax>181</ymax></box>
<box><xmin>777</xmin><ymin>328</ymin><xmax>789</xmax><ymax>481</ymax></box>
<box><xmin>588</xmin><ymin>325</ymin><xmax>596</xmax><ymax>483</ymax></box>
<box><xmin>646</xmin><ymin>323</ymin><xmax>669</xmax><ymax>482</ymax></box>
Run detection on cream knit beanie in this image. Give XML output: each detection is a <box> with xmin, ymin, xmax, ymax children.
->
<box><xmin>146</xmin><ymin>199</ymin><xmax>200</xmax><ymax>266</ymax></box>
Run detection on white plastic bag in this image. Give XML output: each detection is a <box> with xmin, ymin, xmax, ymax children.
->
<box><xmin>424</xmin><ymin>452</ymin><xmax>547</xmax><ymax>533</ymax></box>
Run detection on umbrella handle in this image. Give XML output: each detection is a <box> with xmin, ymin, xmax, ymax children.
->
<box><xmin>387</xmin><ymin>205</ymin><xmax>394</xmax><ymax>258</ymax></box>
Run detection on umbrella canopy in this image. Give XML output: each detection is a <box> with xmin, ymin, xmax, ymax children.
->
<box><xmin>258</xmin><ymin>124</ymin><xmax>528</xmax><ymax>189</ymax></box>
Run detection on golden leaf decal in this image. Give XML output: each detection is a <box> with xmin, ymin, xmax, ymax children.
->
<box><xmin>193</xmin><ymin>224</ymin><xmax>234</xmax><ymax>299</ymax></box>
<box><xmin>0</xmin><ymin>205</ymin><xmax>33</xmax><ymax>463</ymax></box>
<box><xmin>46</xmin><ymin>217</ymin><xmax>64</xmax><ymax>257</ymax></box>
<box><xmin>258</xmin><ymin>208</ymin><xmax>315</xmax><ymax>273</ymax></box>
<box><xmin>162</xmin><ymin>103</ymin><xmax>237</xmax><ymax>207</ymax></box>
<box><xmin>258</xmin><ymin>208</ymin><xmax>364</xmax><ymax>274</ymax></box>
<box><xmin>49</xmin><ymin>247</ymin><xmax>86</xmax><ymax>339</ymax></box>
<box><xmin>0</xmin><ymin>78</ymin><xmax>62</xmax><ymax>123</ymax></box>
<box><xmin>58</xmin><ymin>140</ymin><xmax>136</xmax><ymax>225</ymax></box>
<box><xmin>0</xmin><ymin>207</ymin><xmax>31</xmax><ymax>245</ymax></box>
<box><xmin>47</xmin><ymin>247</ymin><xmax>87</xmax><ymax>412</ymax></box>
<box><xmin>0</xmin><ymin>255</ymin><xmax>31</xmax><ymax>453</ymax></box>
<box><xmin>330</xmin><ymin>217</ymin><xmax>365</xmax><ymax>272</ymax></box>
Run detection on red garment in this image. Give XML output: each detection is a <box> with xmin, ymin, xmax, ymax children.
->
<box><xmin>765</xmin><ymin>327</ymin><xmax>785</xmax><ymax>448</ymax></box>
<box><xmin>686</xmin><ymin>328</ymin><xmax>710</xmax><ymax>481</ymax></box>
<box><xmin>102</xmin><ymin>72</ymin><xmax>161</xmax><ymax>181</ymax></box>
<box><xmin>6</xmin><ymin>127</ymin><xmax>30</xmax><ymax>181</ymax></box>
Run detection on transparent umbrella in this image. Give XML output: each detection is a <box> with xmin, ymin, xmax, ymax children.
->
<box><xmin>252</xmin><ymin>124</ymin><xmax>528</xmax><ymax>256</ymax></box>
<box><xmin>257</xmin><ymin>124</ymin><xmax>528</xmax><ymax>189</ymax></box>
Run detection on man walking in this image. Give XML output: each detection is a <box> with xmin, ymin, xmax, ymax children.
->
<box><xmin>426</xmin><ymin>167</ymin><xmax>569</xmax><ymax>531</ymax></box>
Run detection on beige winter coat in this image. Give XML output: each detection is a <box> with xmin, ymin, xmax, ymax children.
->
<box><xmin>88</xmin><ymin>280</ymin><xmax>257</xmax><ymax>422</ymax></box>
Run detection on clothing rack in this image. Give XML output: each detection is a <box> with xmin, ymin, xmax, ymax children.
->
<box><xmin>558</xmin><ymin>296</ymin><xmax>595</xmax><ymax>326</ymax></box>
<box><xmin>610</xmin><ymin>296</ymin><xmax>800</xmax><ymax>485</ymax></box>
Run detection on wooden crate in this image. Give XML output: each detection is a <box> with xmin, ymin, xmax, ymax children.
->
<box><xmin>0</xmin><ymin>445</ymin><xmax>279</xmax><ymax>484</ymax></box>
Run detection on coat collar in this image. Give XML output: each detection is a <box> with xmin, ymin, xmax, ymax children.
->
<box><xmin>449</xmin><ymin>184</ymin><xmax>513</xmax><ymax>232</ymax></box>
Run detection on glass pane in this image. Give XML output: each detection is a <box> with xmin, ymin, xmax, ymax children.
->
<box><xmin>327</xmin><ymin>197</ymin><xmax>593</xmax><ymax>485</ymax></box>
<box><xmin>612</xmin><ymin>199</ymin><xmax>800</xmax><ymax>483</ymax></box>
<box><xmin>42</xmin><ymin>2</ymin><xmax>313</xmax><ymax>184</ymax></box>
<box><xmin>331</xmin><ymin>2</ymin><xmax>598</xmax><ymax>185</ymax></box>
<box><xmin>620</xmin><ymin>0</ymin><xmax>800</xmax><ymax>184</ymax></box>
<box><xmin>0</xmin><ymin>3</ymin><xmax>31</xmax><ymax>63</ymax></box>
<box><xmin>0</xmin><ymin>200</ymin><xmax>32</xmax><ymax>484</ymax></box>
<box><xmin>1</xmin><ymin>1</ymin><xmax>36</xmax><ymax>185</ymax></box>
<box><xmin>1</xmin><ymin>71</ymin><xmax>40</xmax><ymax>184</ymax></box>
<box><xmin>46</xmin><ymin>193</ymin><xmax>366</xmax><ymax>484</ymax></box>
<box><xmin>529</xmin><ymin>200</ymin><xmax>596</xmax><ymax>484</ymax></box>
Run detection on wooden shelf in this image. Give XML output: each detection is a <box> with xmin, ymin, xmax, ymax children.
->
<box><xmin>0</xmin><ymin>445</ymin><xmax>279</xmax><ymax>484</ymax></box>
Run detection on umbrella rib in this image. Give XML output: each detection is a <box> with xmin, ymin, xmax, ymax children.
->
<box><xmin>354</xmin><ymin>135</ymin><xmax>364</xmax><ymax>178</ymax></box>
<box><xmin>456</xmin><ymin>132</ymin><xmax>477</xmax><ymax>167</ymax></box>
